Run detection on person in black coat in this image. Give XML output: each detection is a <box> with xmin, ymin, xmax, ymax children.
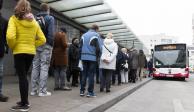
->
<box><xmin>0</xmin><ymin>0</ymin><xmax>9</xmax><ymax>102</ymax></box>
<box><xmin>68</xmin><ymin>38</ymin><xmax>80</xmax><ymax>87</ymax></box>
<box><xmin>112</xmin><ymin>47</ymin><xmax>125</xmax><ymax>85</ymax></box>
<box><xmin>148</xmin><ymin>59</ymin><xmax>153</xmax><ymax>77</ymax></box>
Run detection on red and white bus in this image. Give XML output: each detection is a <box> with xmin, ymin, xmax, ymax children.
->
<box><xmin>152</xmin><ymin>44</ymin><xmax>189</xmax><ymax>80</ymax></box>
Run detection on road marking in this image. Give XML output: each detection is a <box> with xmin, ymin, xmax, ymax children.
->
<box><xmin>173</xmin><ymin>99</ymin><xmax>194</xmax><ymax>112</ymax></box>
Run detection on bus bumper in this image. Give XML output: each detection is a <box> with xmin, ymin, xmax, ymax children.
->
<box><xmin>153</xmin><ymin>73</ymin><xmax>189</xmax><ymax>78</ymax></box>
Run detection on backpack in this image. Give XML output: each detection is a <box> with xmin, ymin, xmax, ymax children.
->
<box><xmin>36</xmin><ymin>15</ymin><xmax>48</xmax><ymax>36</ymax></box>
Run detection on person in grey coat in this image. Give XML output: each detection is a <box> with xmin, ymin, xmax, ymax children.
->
<box><xmin>129</xmin><ymin>49</ymin><xmax>139</xmax><ymax>83</ymax></box>
<box><xmin>138</xmin><ymin>50</ymin><xmax>146</xmax><ymax>81</ymax></box>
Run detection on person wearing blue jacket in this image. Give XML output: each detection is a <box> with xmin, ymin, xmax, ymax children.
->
<box><xmin>79</xmin><ymin>24</ymin><xmax>100</xmax><ymax>97</ymax></box>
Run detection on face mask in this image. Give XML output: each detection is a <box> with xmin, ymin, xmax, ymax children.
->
<box><xmin>74</xmin><ymin>39</ymin><xmax>79</xmax><ymax>45</ymax></box>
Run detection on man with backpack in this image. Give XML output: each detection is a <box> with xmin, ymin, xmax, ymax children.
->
<box><xmin>31</xmin><ymin>3</ymin><xmax>55</xmax><ymax>97</ymax></box>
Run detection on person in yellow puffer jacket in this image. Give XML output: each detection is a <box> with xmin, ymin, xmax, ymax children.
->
<box><xmin>6</xmin><ymin>0</ymin><xmax>46</xmax><ymax>111</ymax></box>
<box><xmin>7</xmin><ymin>10</ymin><xmax>46</xmax><ymax>54</ymax></box>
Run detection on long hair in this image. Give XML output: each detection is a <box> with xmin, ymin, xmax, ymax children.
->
<box><xmin>14</xmin><ymin>0</ymin><xmax>31</xmax><ymax>19</ymax></box>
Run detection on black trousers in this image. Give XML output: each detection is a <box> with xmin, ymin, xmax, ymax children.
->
<box><xmin>14</xmin><ymin>54</ymin><xmax>34</xmax><ymax>105</ymax></box>
<box><xmin>101</xmin><ymin>69</ymin><xmax>113</xmax><ymax>90</ymax></box>
<box><xmin>129</xmin><ymin>69</ymin><xmax>137</xmax><ymax>82</ymax></box>
<box><xmin>71</xmin><ymin>69</ymin><xmax>79</xmax><ymax>86</ymax></box>
<box><xmin>112</xmin><ymin>67</ymin><xmax>121</xmax><ymax>85</ymax></box>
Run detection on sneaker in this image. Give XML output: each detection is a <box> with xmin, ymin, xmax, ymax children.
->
<box><xmin>106</xmin><ymin>90</ymin><xmax>111</xmax><ymax>93</ymax></box>
<box><xmin>100</xmin><ymin>88</ymin><xmax>104</xmax><ymax>92</ymax></box>
<box><xmin>80</xmin><ymin>91</ymin><xmax>85</xmax><ymax>96</ymax></box>
<box><xmin>86</xmin><ymin>92</ymin><xmax>96</xmax><ymax>98</ymax></box>
<box><xmin>11</xmin><ymin>104</ymin><xmax>29</xmax><ymax>112</ymax></box>
<box><xmin>16</xmin><ymin>101</ymin><xmax>30</xmax><ymax>107</ymax></box>
<box><xmin>0</xmin><ymin>94</ymin><xmax>8</xmax><ymax>102</ymax></box>
<box><xmin>38</xmin><ymin>91</ymin><xmax>51</xmax><ymax>97</ymax></box>
<box><xmin>30</xmin><ymin>91</ymin><xmax>38</xmax><ymax>96</ymax></box>
<box><xmin>60</xmin><ymin>87</ymin><xmax>72</xmax><ymax>91</ymax></box>
<box><xmin>54</xmin><ymin>87</ymin><xmax>60</xmax><ymax>91</ymax></box>
<box><xmin>96</xmin><ymin>81</ymin><xmax>100</xmax><ymax>84</ymax></box>
<box><xmin>72</xmin><ymin>84</ymin><xmax>78</xmax><ymax>87</ymax></box>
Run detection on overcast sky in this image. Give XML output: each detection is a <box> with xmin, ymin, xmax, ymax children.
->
<box><xmin>105</xmin><ymin>0</ymin><xmax>194</xmax><ymax>45</ymax></box>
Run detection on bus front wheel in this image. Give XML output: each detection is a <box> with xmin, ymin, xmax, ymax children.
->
<box><xmin>181</xmin><ymin>78</ymin><xmax>185</xmax><ymax>81</ymax></box>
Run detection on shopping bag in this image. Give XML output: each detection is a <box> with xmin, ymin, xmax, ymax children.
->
<box><xmin>78</xmin><ymin>60</ymin><xmax>83</xmax><ymax>71</ymax></box>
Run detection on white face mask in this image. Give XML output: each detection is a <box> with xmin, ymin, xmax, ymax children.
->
<box><xmin>47</xmin><ymin>10</ymin><xmax>50</xmax><ymax>15</ymax></box>
<box><xmin>74</xmin><ymin>39</ymin><xmax>79</xmax><ymax>44</ymax></box>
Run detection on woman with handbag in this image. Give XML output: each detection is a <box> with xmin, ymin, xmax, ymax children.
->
<box><xmin>121</xmin><ymin>48</ymin><xmax>129</xmax><ymax>84</ymax></box>
<box><xmin>99</xmin><ymin>33</ymin><xmax>118</xmax><ymax>92</ymax></box>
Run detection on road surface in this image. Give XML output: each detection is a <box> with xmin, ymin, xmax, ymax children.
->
<box><xmin>106</xmin><ymin>75</ymin><xmax>194</xmax><ymax>112</ymax></box>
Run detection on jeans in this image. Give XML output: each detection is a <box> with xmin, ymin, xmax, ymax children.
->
<box><xmin>80</xmin><ymin>60</ymin><xmax>96</xmax><ymax>93</ymax></box>
<box><xmin>31</xmin><ymin>44</ymin><xmax>53</xmax><ymax>93</ymax></box>
<box><xmin>54</xmin><ymin>66</ymin><xmax>67</xmax><ymax>88</ymax></box>
<box><xmin>14</xmin><ymin>54</ymin><xmax>34</xmax><ymax>105</ymax></box>
<box><xmin>96</xmin><ymin>63</ymin><xmax>99</xmax><ymax>83</ymax></box>
<box><xmin>0</xmin><ymin>57</ymin><xmax>3</xmax><ymax>95</ymax></box>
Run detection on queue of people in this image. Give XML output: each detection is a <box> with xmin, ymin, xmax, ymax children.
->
<box><xmin>0</xmin><ymin>0</ymin><xmax>149</xmax><ymax>111</ymax></box>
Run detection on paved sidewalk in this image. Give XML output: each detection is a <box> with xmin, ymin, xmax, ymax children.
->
<box><xmin>0</xmin><ymin>76</ymin><xmax>151</xmax><ymax>112</ymax></box>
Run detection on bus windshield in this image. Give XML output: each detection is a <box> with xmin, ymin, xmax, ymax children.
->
<box><xmin>154</xmin><ymin>50</ymin><xmax>186</xmax><ymax>68</ymax></box>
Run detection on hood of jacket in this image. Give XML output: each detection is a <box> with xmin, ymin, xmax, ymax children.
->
<box><xmin>104</xmin><ymin>38</ymin><xmax>114</xmax><ymax>45</ymax></box>
<box><xmin>12</xmin><ymin>15</ymin><xmax>36</xmax><ymax>28</ymax></box>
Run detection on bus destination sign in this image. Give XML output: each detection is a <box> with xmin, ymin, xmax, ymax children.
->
<box><xmin>163</xmin><ymin>45</ymin><xmax>176</xmax><ymax>50</ymax></box>
<box><xmin>155</xmin><ymin>44</ymin><xmax>186</xmax><ymax>51</ymax></box>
